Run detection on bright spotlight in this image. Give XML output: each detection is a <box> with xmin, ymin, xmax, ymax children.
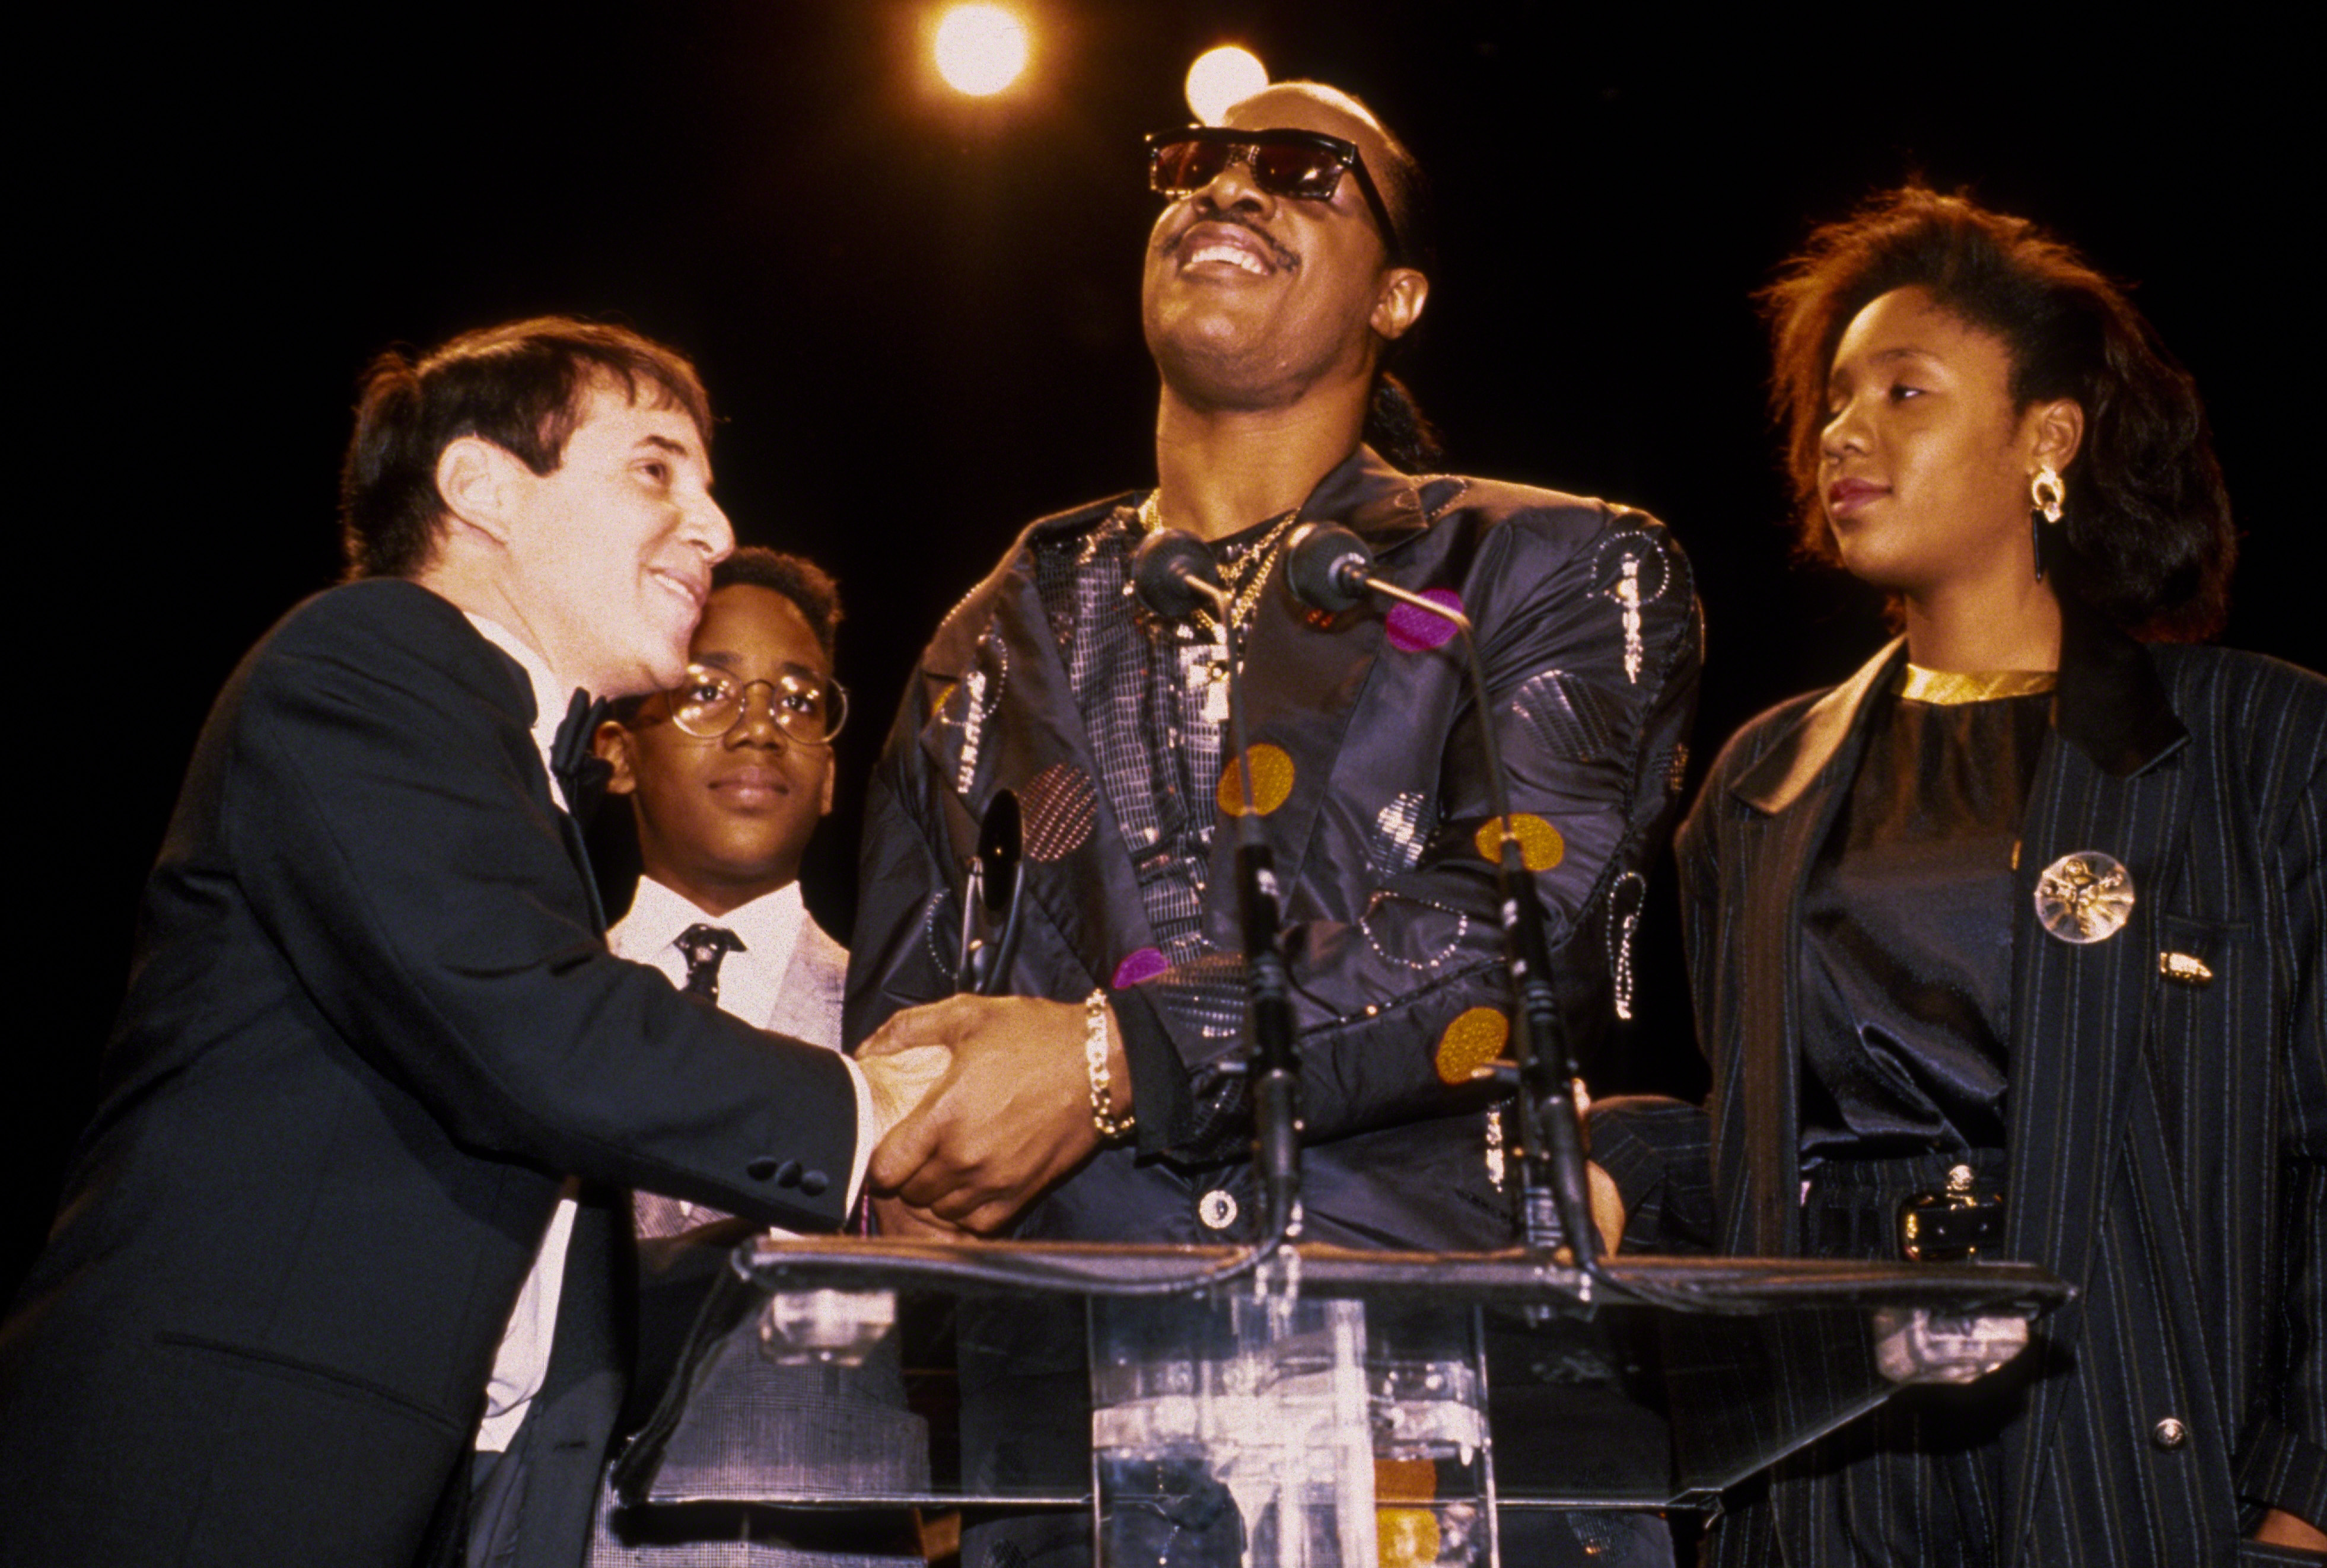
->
<box><xmin>1185</xmin><ymin>46</ymin><xmax>1268</xmax><ymax>125</ymax></box>
<box><xmin>934</xmin><ymin>5</ymin><xmax>1030</xmax><ymax>97</ymax></box>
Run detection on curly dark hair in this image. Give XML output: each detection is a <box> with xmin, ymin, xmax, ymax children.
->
<box><xmin>339</xmin><ymin>316</ymin><xmax>714</xmax><ymax>581</ymax></box>
<box><xmin>1761</xmin><ymin>186</ymin><xmax>2232</xmax><ymax>640</ymax></box>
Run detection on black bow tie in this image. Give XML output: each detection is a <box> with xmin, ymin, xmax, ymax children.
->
<box><xmin>550</xmin><ymin>688</ymin><xmax>615</xmax><ymax>825</ymax></box>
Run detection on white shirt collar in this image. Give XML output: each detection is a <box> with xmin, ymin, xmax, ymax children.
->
<box><xmin>463</xmin><ymin>611</ymin><xmax>578</xmax><ymax>810</ymax></box>
<box><xmin>607</xmin><ymin>877</ymin><xmax>809</xmax><ymax>1033</ymax></box>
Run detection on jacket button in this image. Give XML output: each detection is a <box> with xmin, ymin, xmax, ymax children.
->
<box><xmin>746</xmin><ymin>1156</ymin><xmax>779</xmax><ymax>1181</ymax></box>
<box><xmin>2152</xmin><ymin>1417</ymin><xmax>2186</xmax><ymax>1449</ymax></box>
<box><xmin>799</xmin><ymin>1169</ymin><xmax>829</xmax><ymax>1197</ymax></box>
<box><xmin>1198</xmin><ymin>1190</ymin><xmax>1239</xmax><ymax>1231</ymax></box>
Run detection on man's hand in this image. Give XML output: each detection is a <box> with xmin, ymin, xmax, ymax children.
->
<box><xmin>859</xmin><ymin>1043</ymin><xmax>952</xmax><ymax>1142</ymax></box>
<box><xmin>2253</xmin><ymin>1508</ymin><xmax>2327</xmax><ymax>1550</ymax></box>
<box><xmin>1587</xmin><ymin>1159</ymin><xmax>1624</xmax><ymax>1257</ymax></box>
<box><xmin>858</xmin><ymin>994</ymin><xmax>1118</xmax><ymax>1234</ymax></box>
<box><xmin>870</xmin><ymin>1195</ymin><xmax>972</xmax><ymax>1240</ymax></box>
<box><xmin>1573</xmin><ymin>1079</ymin><xmax>1624</xmax><ymax>1256</ymax></box>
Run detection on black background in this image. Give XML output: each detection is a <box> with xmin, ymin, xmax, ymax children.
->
<box><xmin>15</xmin><ymin>3</ymin><xmax>2316</xmax><ymax>1299</ymax></box>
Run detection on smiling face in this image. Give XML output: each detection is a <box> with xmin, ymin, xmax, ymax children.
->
<box><xmin>498</xmin><ymin>379</ymin><xmax>732</xmax><ymax>697</ymax></box>
<box><xmin>600</xmin><ymin>582</ymin><xmax>836</xmax><ymax>917</ymax></box>
<box><xmin>1819</xmin><ymin>286</ymin><xmax>2072</xmax><ymax>598</ymax></box>
<box><xmin>1141</xmin><ymin>85</ymin><xmax>1425</xmax><ymax>413</ymax></box>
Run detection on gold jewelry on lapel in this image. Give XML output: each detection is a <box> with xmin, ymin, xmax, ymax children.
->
<box><xmin>2030</xmin><ymin>465</ymin><xmax>2065</xmax><ymax>584</ymax></box>
<box><xmin>2158</xmin><ymin>951</ymin><xmax>2214</xmax><ymax>987</ymax></box>
<box><xmin>2034</xmin><ymin>850</ymin><xmax>2135</xmax><ymax>944</ymax></box>
<box><xmin>1897</xmin><ymin>665</ymin><xmax>2058</xmax><ymax>705</ymax></box>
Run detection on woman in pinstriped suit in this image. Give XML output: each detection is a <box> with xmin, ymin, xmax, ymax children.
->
<box><xmin>1666</xmin><ymin>189</ymin><xmax>2326</xmax><ymax>1565</ymax></box>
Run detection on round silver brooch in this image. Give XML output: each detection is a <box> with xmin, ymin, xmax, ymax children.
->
<box><xmin>1196</xmin><ymin>1189</ymin><xmax>1240</xmax><ymax>1231</ymax></box>
<box><xmin>2033</xmin><ymin>850</ymin><xmax>2135</xmax><ymax>945</ymax></box>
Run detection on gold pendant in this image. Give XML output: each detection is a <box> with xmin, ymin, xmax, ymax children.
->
<box><xmin>1202</xmin><ymin>663</ymin><xmax>1231</xmax><ymax>725</ymax></box>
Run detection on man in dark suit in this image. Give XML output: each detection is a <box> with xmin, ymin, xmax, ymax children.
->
<box><xmin>0</xmin><ymin>318</ymin><xmax>946</xmax><ymax>1568</ymax></box>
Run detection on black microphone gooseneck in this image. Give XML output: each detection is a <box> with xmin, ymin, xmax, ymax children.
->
<box><xmin>1284</xmin><ymin>522</ymin><xmax>1602</xmax><ymax>1276</ymax></box>
<box><xmin>1132</xmin><ymin>526</ymin><xmax>1304</xmax><ymax>1245</ymax></box>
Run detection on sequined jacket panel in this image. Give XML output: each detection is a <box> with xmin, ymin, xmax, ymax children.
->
<box><xmin>848</xmin><ymin>445</ymin><xmax>1700</xmax><ymax>1251</ymax></box>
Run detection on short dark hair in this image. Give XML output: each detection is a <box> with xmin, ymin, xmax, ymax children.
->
<box><xmin>1761</xmin><ymin>186</ymin><xmax>2233</xmax><ymax>640</ymax></box>
<box><xmin>339</xmin><ymin>316</ymin><xmax>715</xmax><ymax>581</ymax></box>
<box><xmin>711</xmin><ymin>547</ymin><xmax>843</xmax><ymax>663</ymax></box>
<box><xmin>1319</xmin><ymin>85</ymin><xmax>1443</xmax><ymax>473</ymax></box>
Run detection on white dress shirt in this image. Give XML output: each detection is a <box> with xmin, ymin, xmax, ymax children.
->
<box><xmin>610</xmin><ymin>877</ymin><xmax>819</xmax><ymax>1043</ymax></box>
<box><xmin>610</xmin><ymin>877</ymin><xmax>839</xmax><ymax>1232</ymax></box>
<box><xmin>464</xmin><ymin>614</ymin><xmax>871</xmax><ymax>1452</ymax></box>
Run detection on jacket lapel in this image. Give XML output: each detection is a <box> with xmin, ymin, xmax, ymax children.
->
<box><xmin>1997</xmin><ymin>611</ymin><xmax>2192</xmax><ymax>1563</ymax></box>
<box><xmin>1726</xmin><ymin>639</ymin><xmax>1907</xmax><ymax>1251</ymax></box>
<box><xmin>767</xmin><ymin>921</ymin><xmax>847</xmax><ymax>1050</ymax></box>
<box><xmin>915</xmin><ymin>508</ymin><xmax>1159</xmax><ymax>994</ymax></box>
<box><xmin>1224</xmin><ymin>450</ymin><xmax>1431</xmax><ymax>905</ymax></box>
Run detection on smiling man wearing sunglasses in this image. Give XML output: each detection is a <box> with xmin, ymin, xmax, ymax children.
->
<box><xmin>849</xmin><ymin>84</ymin><xmax>1699</xmax><ymax>1567</ymax></box>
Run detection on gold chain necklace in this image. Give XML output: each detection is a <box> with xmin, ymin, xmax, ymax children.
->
<box><xmin>1135</xmin><ymin>492</ymin><xmax>1301</xmax><ymax>637</ymax></box>
<box><xmin>1136</xmin><ymin>492</ymin><xmax>1301</xmax><ymax>722</ymax></box>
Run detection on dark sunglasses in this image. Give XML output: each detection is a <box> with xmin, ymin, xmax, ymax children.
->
<box><xmin>1145</xmin><ymin>127</ymin><xmax>1403</xmax><ymax>262</ymax></box>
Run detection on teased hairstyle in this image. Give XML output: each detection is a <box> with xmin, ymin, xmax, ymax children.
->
<box><xmin>339</xmin><ymin>316</ymin><xmax>714</xmax><ymax>581</ymax></box>
<box><xmin>711</xmin><ymin>546</ymin><xmax>843</xmax><ymax>663</ymax></box>
<box><xmin>1761</xmin><ymin>187</ymin><xmax>2232</xmax><ymax>640</ymax></box>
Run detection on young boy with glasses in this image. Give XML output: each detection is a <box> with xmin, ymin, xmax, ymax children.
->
<box><xmin>570</xmin><ymin>547</ymin><xmax>927</xmax><ymax>1567</ymax></box>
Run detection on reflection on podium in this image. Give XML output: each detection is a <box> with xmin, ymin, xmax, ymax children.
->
<box><xmin>609</xmin><ymin>1238</ymin><xmax>2068</xmax><ymax>1567</ymax></box>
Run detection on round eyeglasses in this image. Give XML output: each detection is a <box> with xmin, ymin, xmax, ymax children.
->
<box><xmin>667</xmin><ymin>664</ymin><xmax>848</xmax><ymax>745</ymax></box>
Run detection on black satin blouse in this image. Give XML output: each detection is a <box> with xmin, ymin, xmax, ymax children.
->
<box><xmin>1798</xmin><ymin>679</ymin><xmax>2054</xmax><ymax>1165</ymax></box>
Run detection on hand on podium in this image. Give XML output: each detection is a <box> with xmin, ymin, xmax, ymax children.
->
<box><xmin>860</xmin><ymin>994</ymin><xmax>1124</xmax><ymax>1234</ymax></box>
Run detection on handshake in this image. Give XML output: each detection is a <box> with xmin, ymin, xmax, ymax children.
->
<box><xmin>849</xmin><ymin>993</ymin><xmax>1628</xmax><ymax>1254</ymax></box>
<box><xmin>850</xmin><ymin>993</ymin><xmax>1131</xmax><ymax>1238</ymax></box>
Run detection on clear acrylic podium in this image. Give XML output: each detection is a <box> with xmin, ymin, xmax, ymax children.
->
<box><xmin>609</xmin><ymin>1236</ymin><xmax>2070</xmax><ymax>1566</ymax></box>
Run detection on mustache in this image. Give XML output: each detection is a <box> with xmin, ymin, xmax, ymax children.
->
<box><xmin>1162</xmin><ymin>209</ymin><xmax>1300</xmax><ymax>270</ymax></box>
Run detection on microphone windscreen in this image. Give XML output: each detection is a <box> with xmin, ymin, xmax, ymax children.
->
<box><xmin>1132</xmin><ymin>527</ymin><xmax>1223</xmax><ymax>621</ymax></box>
<box><xmin>1284</xmin><ymin>522</ymin><xmax>1372</xmax><ymax>613</ymax></box>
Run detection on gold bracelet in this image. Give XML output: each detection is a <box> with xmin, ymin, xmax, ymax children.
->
<box><xmin>1085</xmin><ymin>990</ymin><xmax>1136</xmax><ymax>1140</ymax></box>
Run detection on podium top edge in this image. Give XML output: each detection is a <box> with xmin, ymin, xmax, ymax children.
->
<box><xmin>733</xmin><ymin>1237</ymin><xmax>2071</xmax><ymax>1313</ymax></box>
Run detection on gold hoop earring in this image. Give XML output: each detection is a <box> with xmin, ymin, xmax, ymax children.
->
<box><xmin>2030</xmin><ymin>465</ymin><xmax>2065</xmax><ymax>582</ymax></box>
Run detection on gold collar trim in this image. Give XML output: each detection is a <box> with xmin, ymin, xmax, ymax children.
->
<box><xmin>1897</xmin><ymin>664</ymin><xmax>2058</xmax><ymax>705</ymax></box>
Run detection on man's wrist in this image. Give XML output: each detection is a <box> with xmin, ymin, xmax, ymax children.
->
<box><xmin>1083</xmin><ymin>991</ymin><xmax>1136</xmax><ymax>1140</ymax></box>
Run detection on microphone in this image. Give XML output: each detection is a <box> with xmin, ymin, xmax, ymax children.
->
<box><xmin>1132</xmin><ymin>521</ymin><xmax>1303</xmax><ymax>1241</ymax></box>
<box><xmin>1132</xmin><ymin>527</ymin><xmax>1225</xmax><ymax>621</ymax></box>
<box><xmin>1282</xmin><ymin>520</ymin><xmax>1602</xmax><ymax>1273</ymax></box>
<box><xmin>1283</xmin><ymin>522</ymin><xmax>1373</xmax><ymax>614</ymax></box>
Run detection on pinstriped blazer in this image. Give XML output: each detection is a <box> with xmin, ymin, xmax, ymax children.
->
<box><xmin>1676</xmin><ymin>610</ymin><xmax>2326</xmax><ymax>1566</ymax></box>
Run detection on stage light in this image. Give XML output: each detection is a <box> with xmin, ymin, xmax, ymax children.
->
<box><xmin>934</xmin><ymin>4</ymin><xmax>1030</xmax><ymax>97</ymax></box>
<box><xmin>1185</xmin><ymin>46</ymin><xmax>1267</xmax><ymax>126</ymax></box>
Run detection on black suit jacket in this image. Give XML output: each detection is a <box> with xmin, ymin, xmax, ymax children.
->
<box><xmin>0</xmin><ymin>580</ymin><xmax>860</xmax><ymax>1568</ymax></box>
<box><xmin>1673</xmin><ymin>614</ymin><xmax>2326</xmax><ymax>1566</ymax></box>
